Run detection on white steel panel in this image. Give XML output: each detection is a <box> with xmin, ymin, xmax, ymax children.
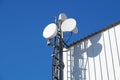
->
<box><xmin>114</xmin><ymin>25</ymin><xmax>120</xmax><ymax>66</ymax></box>
<box><xmin>63</xmin><ymin>24</ymin><xmax>120</xmax><ymax>80</ymax></box>
<box><xmin>63</xmin><ymin>48</ymin><xmax>68</xmax><ymax>80</ymax></box>
<box><xmin>99</xmin><ymin>33</ymin><xmax>108</xmax><ymax>80</ymax></box>
<box><xmin>90</xmin><ymin>34</ymin><xmax>102</xmax><ymax>80</ymax></box>
<box><xmin>102</xmin><ymin>30</ymin><xmax>115</xmax><ymax>80</ymax></box>
<box><xmin>109</xmin><ymin>27</ymin><xmax>120</xmax><ymax>80</ymax></box>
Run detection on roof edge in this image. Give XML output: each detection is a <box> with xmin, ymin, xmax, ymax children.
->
<box><xmin>67</xmin><ymin>20</ymin><xmax>120</xmax><ymax>48</ymax></box>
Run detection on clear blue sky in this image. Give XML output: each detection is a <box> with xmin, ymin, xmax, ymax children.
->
<box><xmin>0</xmin><ymin>0</ymin><xmax>120</xmax><ymax>80</ymax></box>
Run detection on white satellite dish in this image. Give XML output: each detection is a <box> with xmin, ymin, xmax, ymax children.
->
<box><xmin>58</xmin><ymin>13</ymin><xmax>67</xmax><ymax>21</ymax></box>
<box><xmin>43</xmin><ymin>23</ymin><xmax>57</xmax><ymax>39</ymax></box>
<box><xmin>61</xmin><ymin>18</ymin><xmax>77</xmax><ymax>32</ymax></box>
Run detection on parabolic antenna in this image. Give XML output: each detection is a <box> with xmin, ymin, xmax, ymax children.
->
<box><xmin>43</xmin><ymin>23</ymin><xmax>57</xmax><ymax>39</ymax></box>
<box><xmin>61</xmin><ymin>18</ymin><xmax>77</xmax><ymax>32</ymax></box>
<box><xmin>58</xmin><ymin>13</ymin><xmax>67</xmax><ymax>21</ymax></box>
<box><xmin>72</xmin><ymin>27</ymin><xmax>78</xmax><ymax>34</ymax></box>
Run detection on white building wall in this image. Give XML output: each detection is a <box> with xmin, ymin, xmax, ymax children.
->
<box><xmin>63</xmin><ymin>24</ymin><xmax>120</xmax><ymax>80</ymax></box>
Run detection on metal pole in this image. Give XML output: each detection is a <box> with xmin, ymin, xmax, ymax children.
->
<box><xmin>51</xmin><ymin>18</ymin><xmax>64</xmax><ymax>80</ymax></box>
<box><xmin>58</xmin><ymin>20</ymin><xmax>64</xmax><ymax>80</ymax></box>
<box><xmin>59</xmin><ymin>32</ymin><xmax>63</xmax><ymax>80</ymax></box>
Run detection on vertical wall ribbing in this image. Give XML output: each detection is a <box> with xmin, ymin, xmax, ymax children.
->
<box><xmin>99</xmin><ymin>54</ymin><xmax>103</xmax><ymax>80</ymax></box>
<box><xmin>63</xmin><ymin>24</ymin><xmax>120</xmax><ymax>80</ymax></box>
<box><xmin>108</xmin><ymin>30</ymin><xmax>116</xmax><ymax>80</ymax></box>
<box><xmin>114</xmin><ymin>27</ymin><xmax>120</xmax><ymax>66</ymax></box>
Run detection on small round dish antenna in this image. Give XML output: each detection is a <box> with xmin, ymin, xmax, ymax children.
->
<box><xmin>72</xmin><ymin>27</ymin><xmax>78</xmax><ymax>34</ymax></box>
<box><xmin>58</xmin><ymin>13</ymin><xmax>67</xmax><ymax>21</ymax></box>
<box><xmin>43</xmin><ymin>23</ymin><xmax>57</xmax><ymax>39</ymax></box>
<box><xmin>61</xmin><ymin>18</ymin><xmax>76</xmax><ymax>32</ymax></box>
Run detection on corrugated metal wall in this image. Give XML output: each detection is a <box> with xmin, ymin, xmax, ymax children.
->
<box><xmin>63</xmin><ymin>24</ymin><xmax>120</xmax><ymax>80</ymax></box>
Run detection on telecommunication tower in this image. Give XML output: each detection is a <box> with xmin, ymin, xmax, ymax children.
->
<box><xmin>43</xmin><ymin>13</ymin><xmax>78</xmax><ymax>80</ymax></box>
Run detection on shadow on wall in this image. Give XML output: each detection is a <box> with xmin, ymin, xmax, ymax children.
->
<box><xmin>87</xmin><ymin>33</ymin><xmax>102</xmax><ymax>57</ymax></box>
<box><xmin>72</xmin><ymin>33</ymin><xmax>102</xmax><ymax>80</ymax></box>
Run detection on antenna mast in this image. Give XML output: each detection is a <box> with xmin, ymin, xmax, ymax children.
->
<box><xmin>42</xmin><ymin>13</ymin><xmax>78</xmax><ymax>80</ymax></box>
<box><xmin>51</xmin><ymin>17</ymin><xmax>64</xmax><ymax>80</ymax></box>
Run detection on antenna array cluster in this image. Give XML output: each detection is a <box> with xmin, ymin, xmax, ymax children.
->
<box><xmin>43</xmin><ymin>13</ymin><xmax>78</xmax><ymax>80</ymax></box>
